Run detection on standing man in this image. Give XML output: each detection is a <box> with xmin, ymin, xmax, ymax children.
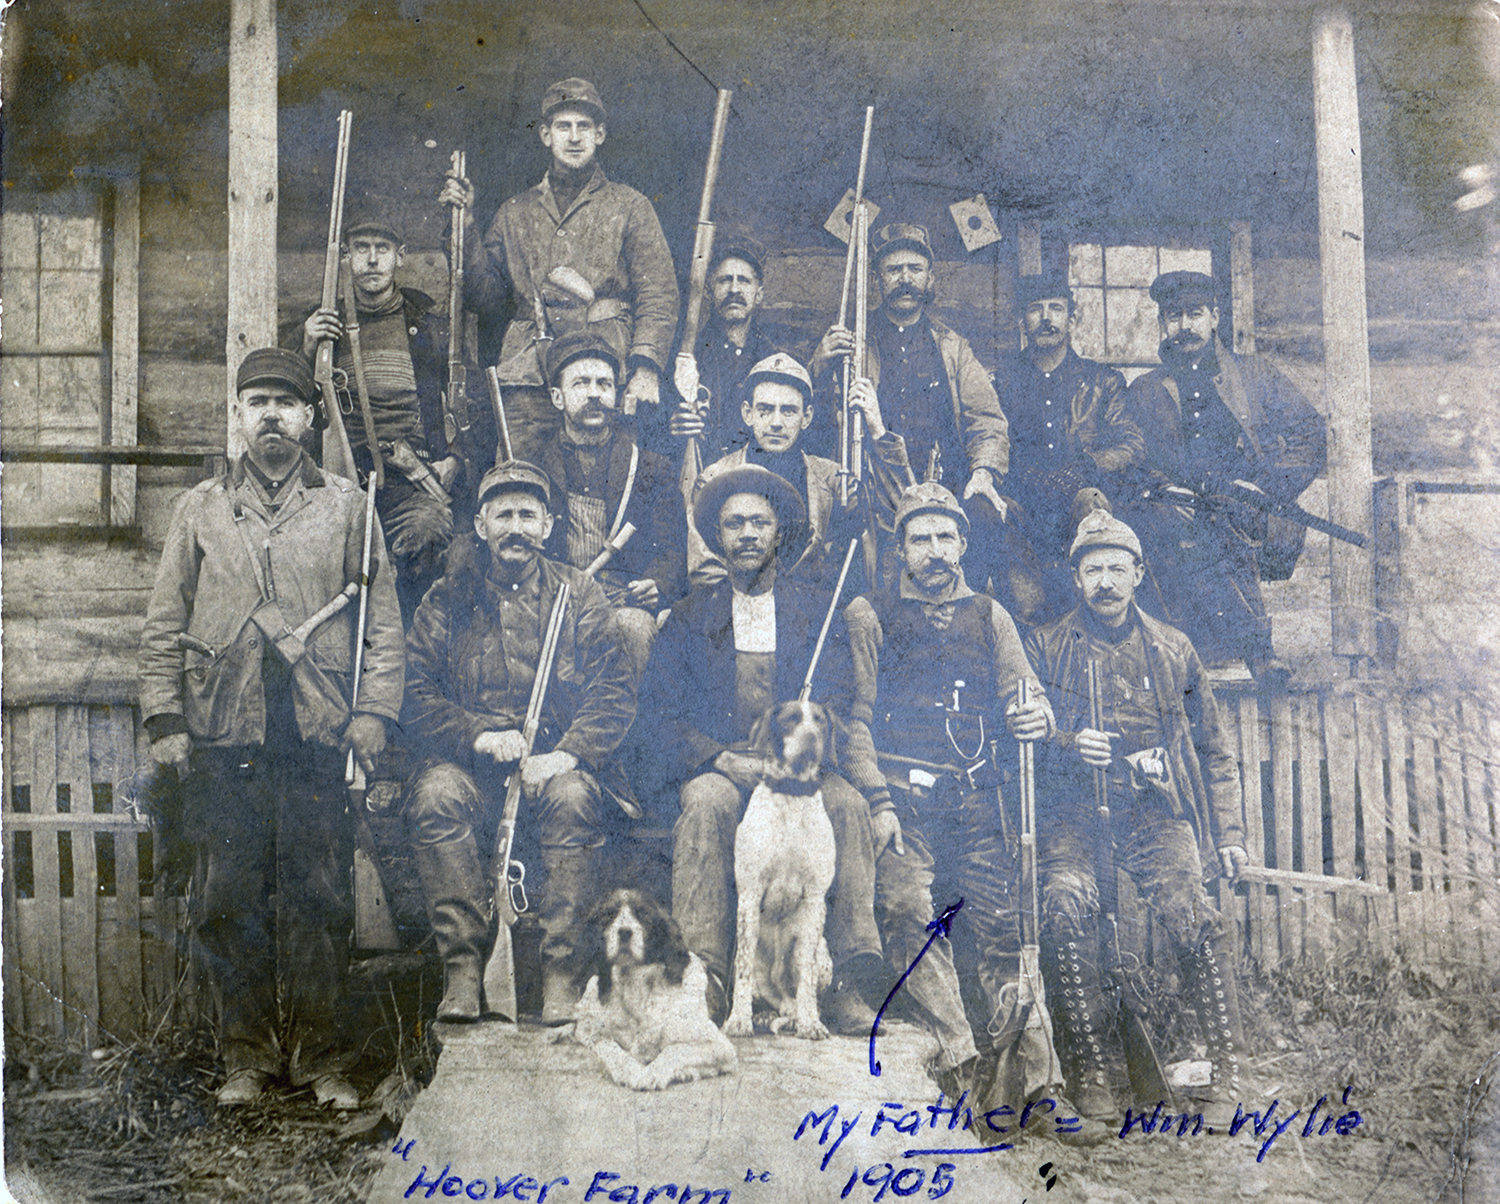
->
<box><xmin>297</xmin><ymin>214</ymin><xmax>466</xmax><ymax>623</ymax></box>
<box><xmin>403</xmin><ymin>461</ymin><xmax>638</xmax><ymax>1024</ymax></box>
<box><xmin>810</xmin><ymin>223</ymin><xmax>1041</xmax><ymax>616</ymax></box>
<box><xmin>1124</xmin><ymin>270</ymin><xmax>1326</xmax><ymax>679</ymax></box>
<box><xmin>993</xmin><ymin>270</ymin><xmax>1143</xmax><ymax>616</ymax></box>
<box><xmin>643</xmin><ymin>464</ymin><xmax>883</xmax><ymax>1034</ymax></box>
<box><xmin>140</xmin><ymin>348</ymin><xmax>404</xmax><ymax>1109</ymax></box>
<box><xmin>1010</xmin><ymin>511</ymin><xmax>1248</xmax><ymax>1121</ymax></box>
<box><xmin>537</xmin><ymin>329</ymin><xmax>687</xmax><ymax>676</ymax></box>
<box><xmin>844</xmin><ymin>482</ymin><xmax>1055</xmax><ymax>1099</ymax></box>
<box><xmin>440</xmin><ymin>78</ymin><xmax>678</xmax><ymax>462</ymax></box>
<box><xmin>666</xmin><ymin>232</ymin><xmax>786</xmax><ymax>463</ymax></box>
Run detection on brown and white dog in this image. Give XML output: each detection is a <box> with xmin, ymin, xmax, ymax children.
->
<box><xmin>571</xmin><ymin>889</ymin><xmax>738</xmax><ymax>1091</ymax></box>
<box><xmin>724</xmin><ymin>699</ymin><xmax>838</xmax><ymax>1039</ymax></box>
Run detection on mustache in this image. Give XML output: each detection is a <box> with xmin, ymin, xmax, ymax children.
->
<box><xmin>496</xmin><ymin>534</ymin><xmax>543</xmax><ymax>552</ymax></box>
<box><xmin>1033</xmin><ymin>322</ymin><xmax>1061</xmax><ymax>336</ymax></box>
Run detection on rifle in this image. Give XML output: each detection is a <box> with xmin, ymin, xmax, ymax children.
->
<box><xmin>797</xmin><ymin>538</ymin><xmax>860</xmax><ymax>704</ymax></box>
<box><xmin>584</xmin><ymin>522</ymin><xmax>636</xmax><ymax>577</ymax></box>
<box><xmin>445</xmin><ymin>149</ymin><xmax>473</xmax><ymax>479</ymax></box>
<box><xmin>486</xmin><ymin>366</ymin><xmax>513</xmax><ymax>463</ymax></box>
<box><xmin>1087</xmin><ymin>660</ymin><xmax>1174</xmax><ymax>1107</ymax></box>
<box><xmin>316</xmin><ymin>110</ymin><xmax>359</xmax><ymax>482</ymax></box>
<box><xmin>1142</xmin><ymin>479</ymin><xmax>1366</xmax><ymax>548</ymax></box>
<box><xmin>837</xmin><ymin>107</ymin><xmax>875</xmax><ymax>507</ymax></box>
<box><xmin>672</xmin><ymin>88</ymin><xmax>733</xmax><ymax>498</ymax></box>
<box><xmin>483</xmin><ymin>580</ymin><xmax>572</xmax><ymax>1020</ymax></box>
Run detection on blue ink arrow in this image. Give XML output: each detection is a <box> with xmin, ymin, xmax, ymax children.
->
<box><xmin>869</xmin><ymin>898</ymin><xmax>963</xmax><ymax>1076</ymax></box>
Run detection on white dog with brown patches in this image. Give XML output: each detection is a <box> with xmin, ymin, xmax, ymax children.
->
<box><xmin>724</xmin><ymin>699</ymin><xmax>838</xmax><ymax>1039</ymax></box>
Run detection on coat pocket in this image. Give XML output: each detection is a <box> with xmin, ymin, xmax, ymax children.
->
<box><xmin>181</xmin><ymin>639</ymin><xmax>257</xmax><ymax>741</ymax></box>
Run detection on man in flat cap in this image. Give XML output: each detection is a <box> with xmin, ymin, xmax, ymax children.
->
<box><xmin>992</xmin><ymin>270</ymin><xmax>1143</xmax><ymax>617</ymax></box>
<box><xmin>810</xmin><ymin>223</ymin><xmax>1038</xmax><ymax>616</ymax></box>
<box><xmin>666</xmin><ymin>232</ymin><xmax>789</xmax><ymax>465</ymax></box>
<box><xmin>642</xmin><ymin>463</ymin><xmax>884</xmax><ymax>1033</ymax></box>
<box><xmin>295</xmin><ymin>214</ymin><xmax>468</xmax><ymax>623</ymax></box>
<box><xmin>403</xmin><ymin>460</ymin><xmax>639</xmax><ymax>1024</ymax></box>
<box><xmin>440</xmin><ymin>78</ymin><xmax>678</xmax><ymax>462</ymax></box>
<box><xmin>536</xmin><ymin>329</ymin><xmax>687</xmax><ymax>676</ymax></box>
<box><xmin>845</xmin><ymin>481</ymin><xmax>1054</xmax><ymax>1103</ymax></box>
<box><xmin>1010</xmin><ymin>511</ymin><xmax>1248</xmax><ymax>1123</ymax></box>
<box><xmin>140</xmin><ymin>348</ymin><xmax>405</xmax><ymax>1109</ymax></box>
<box><xmin>1124</xmin><ymin>270</ymin><xmax>1326</xmax><ymax>679</ymax></box>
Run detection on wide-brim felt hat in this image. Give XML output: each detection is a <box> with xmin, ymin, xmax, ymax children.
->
<box><xmin>692</xmin><ymin>463</ymin><xmax>807</xmax><ymax>558</ymax></box>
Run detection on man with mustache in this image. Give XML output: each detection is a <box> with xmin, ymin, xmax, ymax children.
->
<box><xmin>811</xmin><ymin>224</ymin><xmax>1038</xmax><ymax>616</ymax></box>
<box><xmin>297</xmin><ymin>215</ymin><xmax>467</xmax><ymax>624</ymax></box>
<box><xmin>441</xmin><ymin>78</ymin><xmax>677</xmax><ymax>461</ymax></box>
<box><xmin>139</xmin><ymin>348</ymin><xmax>405</xmax><ymax>1109</ymax></box>
<box><xmin>844</xmin><ymin>481</ymin><xmax>1055</xmax><ymax>1104</ymax></box>
<box><xmin>1123</xmin><ymin>270</ymin><xmax>1326</xmax><ymax>680</ymax></box>
<box><xmin>536</xmin><ymin>330</ymin><xmax>687</xmax><ymax>677</ymax></box>
<box><xmin>667</xmin><ymin>233</ymin><xmax>788</xmax><ymax>464</ymax></box>
<box><xmin>643</xmin><ymin>464</ymin><xmax>885</xmax><ymax>1034</ymax></box>
<box><xmin>404</xmin><ymin>461</ymin><xmax>638</xmax><ymax>1024</ymax></box>
<box><xmin>992</xmin><ymin>270</ymin><xmax>1143</xmax><ymax>617</ymax></box>
<box><xmin>1008</xmin><ymin>511</ymin><xmax>1247</xmax><ymax>1123</ymax></box>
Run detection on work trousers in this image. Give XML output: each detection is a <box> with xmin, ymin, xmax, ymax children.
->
<box><xmin>186</xmin><ymin>743</ymin><xmax>351</xmax><ymax>1084</ymax></box>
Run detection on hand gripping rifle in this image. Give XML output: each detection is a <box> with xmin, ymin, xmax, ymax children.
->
<box><xmin>672</xmin><ymin>88</ymin><xmax>733</xmax><ymax>498</ymax></box>
<box><xmin>837</xmin><ymin>107</ymin><xmax>875</xmax><ymax>507</ymax></box>
<box><xmin>316</xmin><ymin>110</ymin><xmax>360</xmax><ymax>482</ymax></box>
<box><xmin>1087</xmin><ymin>659</ymin><xmax>1174</xmax><ymax>1106</ymax></box>
<box><xmin>445</xmin><ymin>149</ymin><xmax>474</xmax><ymax>482</ymax></box>
<box><xmin>483</xmin><ymin>580</ymin><xmax>572</xmax><ymax>1021</ymax></box>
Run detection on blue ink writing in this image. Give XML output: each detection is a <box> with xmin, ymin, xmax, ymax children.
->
<box><xmin>1116</xmin><ymin>1086</ymin><xmax>1362</xmax><ymax>1161</ymax></box>
<box><xmin>870</xmin><ymin>899</ymin><xmax>963</xmax><ymax>1076</ymax></box>
<box><xmin>404</xmin><ymin>1164</ymin><xmax>568</xmax><ymax>1201</ymax></box>
<box><xmin>584</xmin><ymin>1172</ymin><xmax>731</xmax><ymax>1204</ymax></box>
<box><xmin>393</xmin><ymin>1138</ymin><xmax>416</xmax><ymax>1161</ymax></box>
<box><xmin>839</xmin><ymin>1162</ymin><xmax>955</xmax><ymax>1202</ymax></box>
<box><xmin>743</xmin><ymin>1170</ymin><xmax>770</xmax><ymax>1183</ymax></box>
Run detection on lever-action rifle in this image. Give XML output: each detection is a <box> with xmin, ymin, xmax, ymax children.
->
<box><xmin>445</xmin><ymin>149</ymin><xmax>474</xmax><ymax>480</ymax></box>
<box><xmin>483</xmin><ymin>580</ymin><xmax>572</xmax><ymax>1021</ymax></box>
<box><xmin>316</xmin><ymin>110</ymin><xmax>359</xmax><ymax>481</ymax></box>
<box><xmin>1142</xmin><ymin>478</ymin><xmax>1366</xmax><ymax>548</ymax></box>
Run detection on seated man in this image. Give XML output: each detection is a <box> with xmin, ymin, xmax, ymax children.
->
<box><xmin>642</xmin><ymin>464</ymin><xmax>882</xmax><ymax>1032</ymax></box>
<box><xmin>1010</xmin><ymin>511</ymin><xmax>1248</xmax><ymax>1122</ymax></box>
<box><xmin>404</xmin><ymin>461</ymin><xmax>638</xmax><ymax>1024</ymax></box>
<box><xmin>689</xmin><ymin>354</ymin><xmax>905</xmax><ymax>589</ymax></box>
<box><xmin>538</xmin><ymin>329</ymin><xmax>687</xmax><ymax>676</ymax></box>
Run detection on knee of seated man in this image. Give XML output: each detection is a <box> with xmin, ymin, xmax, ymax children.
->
<box><xmin>1041</xmin><ymin>869</ymin><xmax>1099</xmax><ymax>936</ymax></box>
<box><xmin>534</xmin><ymin>768</ymin><xmax>605</xmax><ymax>828</ymax></box>
<box><xmin>404</xmin><ymin>761</ymin><xmax>483</xmax><ymax>834</ymax></box>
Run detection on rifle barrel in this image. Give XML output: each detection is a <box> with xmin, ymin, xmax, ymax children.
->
<box><xmin>799</xmin><ymin>537</ymin><xmax>860</xmax><ymax>704</ymax></box>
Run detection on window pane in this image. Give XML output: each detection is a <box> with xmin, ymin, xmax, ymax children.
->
<box><xmin>1</xmin><ymin>463</ymin><xmax>101</xmax><ymax>526</ymax></box>
<box><xmin>39</xmin><ymin>201</ymin><xmax>103</xmax><ymax>272</ymax></box>
<box><xmin>2</xmin><ymin>209</ymin><xmax>38</xmax><ymax>274</ymax></box>
<box><xmin>1069</xmin><ymin>243</ymin><xmax>1103</xmax><ymax>287</ymax></box>
<box><xmin>39</xmin><ymin>356</ymin><xmax>104</xmax><ymax>442</ymax></box>
<box><xmin>1071</xmin><ymin>285</ymin><xmax>1106</xmax><ymax>361</ymax></box>
<box><xmin>1159</xmin><ymin>247</ymin><xmax>1213</xmax><ymax>276</ymax></box>
<box><xmin>1105</xmin><ymin>245</ymin><xmax>1158</xmax><ymax>287</ymax></box>
<box><xmin>38</xmin><ymin>269</ymin><xmax>103</xmax><ymax>348</ymax></box>
<box><xmin>1105</xmin><ymin>286</ymin><xmax>1161</xmax><ymax>361</ymax></box>
<box><xmin>1</xmin><ymin>359</ymin><xmax>42</xmax><ymax>441</ymax></box>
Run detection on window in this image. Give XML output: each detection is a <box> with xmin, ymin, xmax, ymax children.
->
<box><xmin>1068</xmin><ymin>243</ymin><xmax>1212</xmax><ymax>378</ymax></box>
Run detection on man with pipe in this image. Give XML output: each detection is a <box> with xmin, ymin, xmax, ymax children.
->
<box><xmin>1008</xmin><ymin>510</ymin><xmax>1248</xmax><ymax>1122</ymax></box>
<box><xmin>139</xmin><ymin>348</ymin><xmax>404</xmax><ymax>1109</ymax></box>
<box><xmin>403</xmin><ymin>461</ymin><xmax>638</xmax><ymax>1024</ymax></box>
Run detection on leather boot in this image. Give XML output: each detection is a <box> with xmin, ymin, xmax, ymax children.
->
<box><xmin>1180</xmin><ymin>933</ymin><xmax>1246</xmax><ymax>1119</ymax></box>
<box><xmin>414</xmin><ymin>839</ymin><xmax>490</xmax><ymax>1023</ymax></box>
<box><xmin>538</xmin><ymin>844</ymin><xmax>603</xmax><ymax>1025</ymax></box>
<box><xmin>1046</xmin><ymin>936</ymin><xmax>1121</xmax><ymax>1121</ymax></box>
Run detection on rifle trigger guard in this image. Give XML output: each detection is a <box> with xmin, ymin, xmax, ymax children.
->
<box><xmin>507</xmin><ymin>860</ymin><xmax>528</xmax><ymax>915</ymax></box>
<box><xmin>331</xmin><ymin>367</ymin><xmax>354</xmax><ymax>415</ymax></box>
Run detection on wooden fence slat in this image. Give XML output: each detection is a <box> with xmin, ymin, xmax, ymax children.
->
<box><xmin>28</xmin><ymin>706</ymin><xmax>66</xmax><ymax>1038</ymax></box>
<box><xmin>1455</xmin><ymin>698</ymin><xmax>1500</xmax><ymax>963</ymax></box>
<box><xmin>1237</xmin><ymin>693</ymin><xmax>1272</xmax><ymax>965</ymax></box>
<box><xmin>1406</xmin><ymin>698</ymin><xmax>1456</xmax><ymax>961</ymax></box>
<box><xmin>1352</xmin><ymin>695</ymin><xmax>1396</xmax><ymax>960</ymax></box>
<box><xmin>1322</xmin><ymin>693</ymin><xmax>1366</xmax><ymax>956</ymax></box>
<box><xmin>56</xmin><ymin>707</ymin><xmax>99</xmax><ymax>1049</ymax></box>
<box><xmin>97</xmin><ymin>705</ymin><xmax>144</xmax><ymax>1038</ymax></box>
<box><xmin>1430</xmin><ymin>696</ymin><xmax>1483</xmax><ymax>961</ymax></box>
<box><xmin>2</xmin><ymin>711</ymin><xmax>25</xmax><ymax>1038</ymax></box>
<box><xmin>1382</xmin><ymin>701</ymin><xmax>1427</xmax><ymax>962</ymax></box>
<box><xmin>1268</xmin><ymin>693</ymin><xmax>1298</xmax><ymax>962</ymax></box>
<box><xmin>1296</xmin><ymin>695</ymin><xmax>1331</xmax><ymax>962</ymax></box>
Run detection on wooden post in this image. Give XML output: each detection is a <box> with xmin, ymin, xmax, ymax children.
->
<box><xmin>1229</xmin><ymin>220</ymin><xmax>1256</xmax><ymax>356</ymax></box>
<box><xmin>110</xmin><ymin>169</ymin><xmax>140</xmax><ymax>526</ymax></box>
<box><xmin>1313</xmin><ymin>7</ymin><xmax>1376</xmax><ymax>668</ymax></box>
<box><xmin>1017</xmin><ymin>219</ymin><xmax>1042</xmax><ymax>276</ymax></box>
<box><xmin>226</xmin><ymin>0</ymin><xmax>279</xmax><ymax>453</ymax></box>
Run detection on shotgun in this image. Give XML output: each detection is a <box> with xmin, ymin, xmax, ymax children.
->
<box><xmin>673</xmin><ymin>88</ymin><xmax>733</xmax><ymax>498</ymax></box>
<box><xmin>838</xmin><ymin>107</ymin><xmax>874</xmax><ymax>507</ymax></box>
<box><xmin>1141</xmin><ymin>480</ymin><xmax>1366</xmax><ymax>548</ymax></box>
<box><xmin>483</xmin><ymin>580</ymin><xmax>572</xmax><ymax>1021</ymax></box>
<box><xmin>445</xmin><ymin>149</ymin><xmax>474</xmax><ymax>481</ymax></box>
<box><xmin>316</xmin><ymin>110</ymin><xmax>359</xmax><ymax>482</ymax></box>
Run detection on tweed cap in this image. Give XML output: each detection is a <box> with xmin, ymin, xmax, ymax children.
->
<box><xmin>237</xmin><ymin>347</ymin><xmax>316</xmax><ymax>402</ymax></box>
<box><xmin>708</xmin><ymin>231</ymin><xmax>768</xmax><ymax>281</ymax></box>
<box><xmin>542</xmin><ymin>78</ymin><xmax>606</xmax><ymax>124</ymax></box>
<box><xmin>871</xmin><ymin>222</ymin><xmax>934</xmax><ymax>265</ymax></box>
<box><xmin>892</xmin><ymin>481</ymin><xmax>970</xmax><ymax>538</ymax></box>
<box><xmin>1015</xmin><ymin>269</ymin><xmax>1074</xmax><ymax>309</ymax></box>
<box><xmin>344</xmin><ymin>213</ymin><xmax>403</xmax><ymax>246</ymax></box>
<box><xmin>1069</xmin><ymin>510</ymin><xmax>1143</xmax><ymax>563</ymax></box>
<box><xmin>1149</xmin><ymin>270</ymin><xmax>1217</xmax><ymax>310</ymax></box>
<box><xmin>743</xmin><ymin>353</ymin><xmax>813</xmax><ymax>405</ymax></box>
<box><xmin>476</xmin><ymin>459</ymin><xmax>553</xmax><ymax>509</ymax></box>
<box><xmin>545</xmin><ymin>328</ymin><xmax>623</xmax><ymax>388</ymax></box>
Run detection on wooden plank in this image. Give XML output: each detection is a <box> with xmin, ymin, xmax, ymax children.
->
<box><xmin>1237</xmin><ymin>693</ymin><xmax>1272</xmax><ymax>965</ymax></box>
<box><xmin>1382</xmin><ymin>700</ymin><xmax>1427</xmax><ymax>962</ymax></box>
<box><xmin>1267</xmin><ymin>692</ymin><xmax>1298</xmax><ymax>962</ymax></box>
<box><xmin>97</xmin><ymin>705</ymin><xmax>144</xmax><ymax>1038</ymax></box>
<box><xmin>1228</xmin><ymin>220</ymin><xmax>1256</xmax><ymax>355</ymax></box>
<box><xmin>1322</xmin><ymin>693</ymin><xmax>1364</xmax><ymax>954</ymax></box>
<box><xmin>1406</xmin><ymin>697</ymin><xmax>1456</xmax><ymax>961</ymax></box>
<box><xmin>56</xmin><ymin>706</ymin><xmax>99</xmax><ymax>1050</ymax></box>
<box><xmin>109</xmin><ymin>170</ymin><xmax>141</xmax><ymax>527</ymax></box>
<box><xmin>1016</xmin><ymin>219</ymin><xmax>1042</xmax><ymax>276</ymax></box>
<box><xmin>1353</xmin><ymin>694</ymin><xmax>1396</xmax><ymax>959</ymax></box>
<box><xmin>2</xmin><ymin>711</ymin><xmax>26</xmax><ymax>1037</ymax></box>
<box><xmin>1429</xmin><ymin>696</ymin><xmax>1482</xmax><ymax>961</ymax></box>
<box><xmin>1313</xmin><ymin>7</ymin><xmax>1376</xmax><ymax>661</ymax></box>
<box><xmin>1295</xmin><ymin>694</ymin><xmax>1331</xmax><ymax>962</ymax></box>
<box><xmin>28</xmin><ymin>706</ymin><xmax>67</xmax><ymax>1039</ymax></box>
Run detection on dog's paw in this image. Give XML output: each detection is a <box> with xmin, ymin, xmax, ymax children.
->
<box><xmin>793</xmin><ymin>1017</ymin><xmax>830</xmax><ymax>1040</ymax></box>
<box><xmin>722</xmin><ymin>1009</ymin><xmax>755</xmax><ymax>1039</ymax></box>
<box><xmin>545</xmin><ymin>1022</ymin><xmax>578</xmax><ymax>1045</ymax></box>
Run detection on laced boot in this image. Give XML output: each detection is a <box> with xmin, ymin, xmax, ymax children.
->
<box><xmin>414</xmin><ymin>839</ymin><xmax>490</xmax><ymax>1023</ymax></box>
<box><xmin>1181</xmin><ymin>933</ymin><xmax>1247</xmax><ymax>1125</ymax></box>
<box><xmin>538</xmin><ymin>845</ymin><xmax>603</xmax><ymax>1025</ymax></box>
<box><xmin>1046</xmin><ymin>937</ymin><xmax>1121</xmax><ymax>1122</ymax></box>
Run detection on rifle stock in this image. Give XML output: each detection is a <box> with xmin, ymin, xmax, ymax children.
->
<box><xmin>1144</xmin><ymin>480</ymin><xmax>1366</xmax><ymax>548</ymax></box>
<box><xmin>486</xmin><ymin>366</ymin><xmax>513</xmax><ymax>463</ymax></box>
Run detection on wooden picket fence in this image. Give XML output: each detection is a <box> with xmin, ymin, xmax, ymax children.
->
<box><xmin>3</xmin><ymin>688</ymin><xmax>1498</xmax><ymax>1047</ymax></box>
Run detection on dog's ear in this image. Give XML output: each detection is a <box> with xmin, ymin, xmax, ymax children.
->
<box><xmin>579</xmin><ymin>894</ymin><xmax>616</xmax><ymax>1003</ymax></box>
<box><xmin>647</xmin><ymin>898</ymin><xmax>692</xmax><ymax>987</ymax></box>
<box><xmin>747</xmin><ymin>706</ymin><xmax>776</xmax><ymax>756</ymax></box>
<box><xmin>823</xmin><ymin>709</ymin><xmax>842</xmax><ymax>771</ymax></box>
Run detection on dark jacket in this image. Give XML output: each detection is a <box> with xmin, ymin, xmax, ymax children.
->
<box><xmin>1023</xmin><ymin>603</ymin><xmax>1243</xmax><ymax>870</ymax></box>
<box><xmin>993</xmin><ymin>347</ymin><xmax>1142</xmax><ymax>485</ymax></box>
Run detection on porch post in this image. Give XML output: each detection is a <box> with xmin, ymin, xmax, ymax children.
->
<box><xmin>226</xmin><ymin>0</ymin><xmax>279</xmax><ymax>453</ymax></box>
<box><xmin>1313</xmin><ymin>6</ymin><xmax>1376</xmax><ymax>669</ymax></box>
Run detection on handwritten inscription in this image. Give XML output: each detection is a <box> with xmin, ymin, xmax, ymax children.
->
<box><xmin>1117</xmin><ymin>1085</ymin><xmax>1365</xmax><ymax>1162</ymax></box>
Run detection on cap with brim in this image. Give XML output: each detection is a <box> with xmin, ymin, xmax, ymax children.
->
<box><xmin>742</xmin><ymin>353</ymin><xmax>812</xmax><ymax>406</ymax></box>
<box><xmin>892</xmin><ymin>481</ymin><xmax>969</xmax><ymax>538</ymax></box>
<box><xmin>1069</xmin><ymin>510</ymin><xmax>1143</xmax><ymax>563</ymax></box>
<box><xmin>1015</xmin><ymin>270</ymin><xmax>1074</xmax><ymax>309</ymax></box>
<box><xmin>872</xmin><ymin>222</ymin><xmax>934</xmax><ymax>265</ymax></box>
<box><xmin>542</xmin><ymin>78</ymin><xmax>606</xmax><ymax>124</ymax></box>
<box><xmin>1149</xmin><ymin>270</ymin><xmax>1217</xmax><ymax>310</ymax></box>
<box><xmin>546</xmin><ymin>329</ymin><xmax>623</xmax><ymax>388</ymax></box>
<box><xmin>236</xmin><ymin>346</ymin><xmax>319</xmax><ymax>417</ymax></box>
<box><xmin>476</xmin><ymin>459</ymin><xmax>552</xmax><ymax>509</ymax></box>
<box><xmin>708</xmin><ymin>232</ymin><xmax>767</xmax><ymax>281</ymax></box>
<box><xmin>344</xmin><ymin>214</ymin><xmax>403</xmax><ymax>245</ymax></box>
<box><xmin>693</xmin><ymin>464</ymin><xmax>807</xmax><ymax>558</ymax></box>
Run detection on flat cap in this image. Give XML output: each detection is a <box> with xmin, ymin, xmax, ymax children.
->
<box><xmin>344</xmin><ymin>213</ymin><xmax>403</xmax><ymax>245</ymax></box>
<box><xmin>542</xmin><ymin>78</ymin><xmax>606</xmax><ymax>123</ymax></box>
<box><xmin>237</xmin><ymin>347</ymin><xmax>317</xmax><ymax>407</ymax></box>
<box><xmin>546</xmin><ymin>328</ymin><xmax>623</xmax><ymax>387</ymax></box>
<box><xmin>892</xmin><ymin>481</ymin><xmax>969</xmax><ymax>538</ymax></box>
<box><xmin>1015</xmin><ymin>269</ymin><xmax>1074</xmax><ymax>309</ymax></box>
<box><xmin>1069</xmin><ymin>510</ymin><xmax>1143</xmax><ymax>563</ymax></box>
<box><xmin>1149</xmin><ymin>270</ymin><xmax>1217</xmax><ymax>310</ymax></box>
<box><xmin>476</xmin><ymin>459</ymin><xmax>553</xmax><ymax>509</ymax></box>
<box><xmin>708</xmin><ymin>231</ymin><xmax>768</xmax><ymax>280</ymax></box>
<box><xmin>743</xmin><ymin>352</ymin><xmax>812</xmax><ymax>405</ymax></box>
<box><xmin>692</xmin><ymin>463</ymin><xmax>807</xmax><ymax>558</ymax></box>
<box><xmin>871</xmin><ymin>222</ymin><xmax>934</xmax><ymax>265</ymax></box>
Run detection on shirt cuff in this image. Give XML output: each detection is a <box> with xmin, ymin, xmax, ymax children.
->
<box><xmin>145</xmin><ymin>713</ymin><xmax>190</xmax><ymax>741</ymax></box>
